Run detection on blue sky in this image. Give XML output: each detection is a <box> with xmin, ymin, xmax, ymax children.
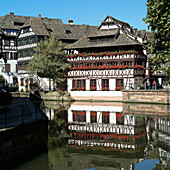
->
<box><xmin>0</xmin><ymin>0</ymin><xmax>148</xmax><ymax>30</ymax></box>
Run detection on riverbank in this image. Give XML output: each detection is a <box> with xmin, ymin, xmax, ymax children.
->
<box><xmin>12</xmin><ymin>89</ymin><xmax>170</xmax><ymax>104</ymax></box>
<box><xmin>123</xmin><ymin>89</ymin><xmax>170</xmax><ymax>105</ymax></box>
<box><xmin>40</xmin><ymin>89</ymin><xmax>169</xmax><ymax>105</ymax></box>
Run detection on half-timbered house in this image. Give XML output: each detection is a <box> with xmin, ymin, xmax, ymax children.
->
<box><xmin>0</xmin><ymin>12</ymin><xmax>30</xmax><ymax>86</ymax></box>
<box><xmin>65</xmin><ymin>16</ymin><xmax>147</xmax><ymax>100</ymax></box>
<box><xmin>17</xmin><ymin>15</ymin><xmax>97</xmax><ymax>91</ymax></box>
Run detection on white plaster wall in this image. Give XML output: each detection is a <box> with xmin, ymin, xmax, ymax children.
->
<box><xmin>86</xmin><ymin>111</ymin><xmax>90</xmax><ymax>123</ymax></box>
<box><xmin>69</xmin><ymin>90</ymin><xmax>122</xmax><ymax>97</ymax></box>
<box><xmin>68</xmin><ymin>109</ymin><xmax>73</xmax><ymax>122</ymax></box>
<box><xmin>86</xmin><ymin>79</ymin><xmax>90</xmax><ymax>90</ymax></box>
<box><xmin>110</xmin><ymin>112</ymin><xmax>116</xmax><ymax>124</ymax></box>
<box><xmin>0</xmin><ymin>58</ymin><xmax>18</xmax><ymax>85</ymax></box>
<box><xmin>67</xmin><ymin>79</ymin><xmax>72</xmax><ymax>91</ymax></box>
<box><xmin>69</xmin><ymin>104</ymin><xmax>122</xmax><ymax>113</ymax></box>
<box><xmin>109</xmin><ymin>79</ymin><xmax>115</xmax><ymax>90</ymax></box>
<box><xmin>100</xmin><ymin>24</ymin><xmax>118</xmax><ymax>29</ymax></box>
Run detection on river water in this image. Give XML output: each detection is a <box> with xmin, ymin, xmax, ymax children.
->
<box><xmin>15</xmin><ymin>101</ymin><xmax>170</xmax><ymax>170</ymax></box>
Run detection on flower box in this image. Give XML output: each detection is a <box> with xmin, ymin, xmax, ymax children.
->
<box><xmin>67</xmin><ymin>50</ymin><xmax>143</xmax><ymax>59</ymax></box>
<box><xmin>102</xmin><ymin>87</ymin><xmax>109</xmax><ymax>91</ymax></box>
<box><xmin>77</xmin><ymin>87</ymin><xmax>86</xmax><ymax>91</ymax></box>
<box><xmin>90</xmin><ymin>87</ymin><xmax>96</xmax><ymax>91</ymax></box>
<box><xmin>115</xmin><ymin>87</ymin><xmax>121</xmax><ymax>91</ymax></box>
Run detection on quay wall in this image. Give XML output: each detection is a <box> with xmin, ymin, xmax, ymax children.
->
<box><xmin>0</xmin><ymin>120</ymin><xmax>48</xmax><ymax>169</ymax></box>
<box><xmin>123</xmin><ymin>90</ymin><xmax>170</xmax><ymax>104</ymax></box>
<box><xmin>123</xmin><ymin>103</ymin><xmax>170</xmax><ymax>117</ymax></box>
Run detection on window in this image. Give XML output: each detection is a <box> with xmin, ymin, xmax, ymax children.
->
<box><xmin>116</xmin><ymin>79</ymin><xmax>123</xmax><ymax>89</ymax></box>
<box><xmin>10</xmin><ymin>52</ymin><xmax>17</xmax><ymax>60</ymax></box>
<box><xmin>14</xmin><ymin>22</ymin><xmax>24</xmax><ymax>26</ymax></box>
<box><xmin>90</xmin><ymin>79</ymin><xmax>96</xmax><ymax>90</ymax></box>
<box><xmin>47</xmin><ymin>29</ymin><xmax>52</xmax><ymax>33</ymax></box>
<box><xmin>90</xmin><ymin>111</ymin><xmax>97</xmax><ymax>123</ymax></box>
<box><xmin>30</xmin><ymin>78</ymin><xmax>33</xmax><ymax>85</ymax></box>
<box><xmin>94</xmin><ymin>62</ymin><xmax>104</xmax><ymax>66</ymax></box>
<box><xmin>77</xmin><ymin>80</ymin><xmax>85</xmax><ymax>88</ymax></box>
<box><xmin>26</xmin><ymin>50</ymin><xmax>30</xmax><ymax>56</ymax></box>
<box><xmin>23</xmin><ymin>27</ymin><xmax>30</xmax><ymax>33</ymax></box>
<box><xmin>26</xmin><ymin>38</ymin><xmax>29</xmax><ymax>44</ymax></box>
<box><xmin>5</xmin><ymin>64</ymin><xmax>10</xmax><ymax>72</ymax></box>
<box><xmin>66</xmin><ymin>30</ymin><xmax>71</xmax><ymax>34</ymax></box>
<box><xmin>107</xmin><ymin>61</ymin><xmax>118</xmax><ymax>66</ymax></box>
<box><xmin>116</xmin><ymin>112</ymin><xmax>124</xmax><ymax>125</ymax></box>
<box><xmin>120</xmin><ymin>61</ymin><xmax>132</xmax><ymax>66</ymax></box>
<box><xmin>31</xmin><ymin>37</ymin><xmax>36</xmax><ymax>43</ymax></box>
<box><xmin>4</xmin><ymin>39</ymin><xmax>10</xmax><ymax>46</ymax></box>
<box><xmin>3</xmin><ymin>52</ymin><xmax>9</xmax><ymax>60</ymax></box>
<box><xmin>73</xmin><ymin>111</ymin><xmax>86</xmax><ymax>122</ymax></box>
<box><xmin>20</xmin><ymin>78</ymin><xmax>24</xmax><ymax>86</ymax></box>
<box><xmin>72</xmin><ymin>80</ymin><xmax>86</xmax><ymax>90</ymax></box>
<box><xmin>102</xmin><ymin>112</ymin><xmax>109</xmax><ymax>124</ymax></box>
<box><xmin>102</xmin><ymin>79</ymin><xmax>109</xmax><ymax>88</ymax></box>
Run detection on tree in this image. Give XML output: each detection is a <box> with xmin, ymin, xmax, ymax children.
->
<box><xmin>0</xmin><ymin>75</ymin><xmax>5</xmax><ymax>85</ymax></box>
<box><xmin>27</xmin><ymin>34</ymin><xmax>69</xmax><ymax>90</ymax></box>
<box><xmin>143</xmin><ymin>0</ymin><xmax>170</xmax><ymax>77</ymax></box>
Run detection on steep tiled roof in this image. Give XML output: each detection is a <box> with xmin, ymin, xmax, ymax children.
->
<box><xmin>22</xmin><ymin>18</ymin><xmax>50</xmax><ymax>36</ymax></box>
<box><xmin>88</xmin><ymin>29</ymin><xmax>119</xmax><ymax>38</ymax></box>
<box><xmin>47</xmin><ymin>23</ymin><xmax>97</xmax><ymax>40</ymax></box>
<box><xmin>0</xmin><ymin>13</ymin><xmax>98</xmax><ymax>41</ymax></box>
<box><xmin>0</xmin><ymin>14</ymin><xmax>30</xmax><ymax>30</ymax></box>
<box><xmin>21</xmin><ymin>17</ymin><xmax>98</xmax><ymax>40</ymax></box>
<box><xmin>65</xmin><ymin>33</ymin><xmax>141</xmax><ymax>50</ymax></box>
<box><xmin>65</xmin><ymin>15</ymin><xmax>143</xmax><ymax>50</ymax></box>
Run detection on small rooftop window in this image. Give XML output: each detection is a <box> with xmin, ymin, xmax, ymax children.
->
<box><xmin>14</xmin><ymin>22</ymin><xmax>25</xmax><ymax>26</ymax></box>
<box><xmin>47</xmin><ymin>29</ymin><xmax>52</xmax><ymax>33</ymax></box>
<box><xmin>66</xmin><ymin>30</ymin><xmax>71</xmax><ymax>34</ymax></box>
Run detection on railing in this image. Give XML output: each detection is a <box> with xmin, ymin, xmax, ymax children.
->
<box><xmin>0</xmin><ymin>92</ymin><xmax>46</xmax><ymax>129</ymax></box>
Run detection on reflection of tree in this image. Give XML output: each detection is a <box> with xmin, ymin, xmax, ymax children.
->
<box><xmin>48</xmin><ymin>118</ymin><xmax>69</xmax><ymax>149</ymax></box>
<box><xmin>48</xmin><ymin>146</ymin><xmax>69</xmax><ymax>170</ymax></box>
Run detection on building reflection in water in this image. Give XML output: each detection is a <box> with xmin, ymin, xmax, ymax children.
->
<box><xmin>45</xmin><ymin>102</ymin><xmax>170</xmax><ymax>170</ymax></box>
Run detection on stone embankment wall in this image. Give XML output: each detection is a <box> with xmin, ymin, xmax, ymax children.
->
<box><xmin>123</xmin><ymin>103</ymin><xmax>170</xmax><ymax>116</ymax></box>
<box><xmin>0</xmin><ymin>120</ymin><xmax>48</xmax><ymax>169</ymax></box>
<box><xmin>123</xmin><ymin>90</ymin><xmax>170</xmax><ymax>104</ymax></box>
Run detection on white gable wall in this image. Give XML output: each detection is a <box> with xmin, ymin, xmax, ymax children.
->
<box><xmin>100</xmin><ymin>24</ymin><xmax>118</xmax><ymax>30</ymax></box>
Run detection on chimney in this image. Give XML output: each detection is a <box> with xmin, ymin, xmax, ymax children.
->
<box><xmin>133</xmin><ymin>28</ymin><xmax>138</xmax><ymax>36</ymax></box>
<box><xmin>10</xmin><ymin>12</ymin><xmax>14</xmax><ymax>15</ymax></box>
<box><xmin>38</xmin><ymin>14</ymin><xmax>41</xmax><ymax>18</ymax></box>
<box><xmin>44</xmin><ymin>17</ymin><xmax>48</xmax><ymax>19</ymax></box>
<box><xmin>68</xmin><ymin>19</ymin><xmax>73</xmax><ymax>25</ymax></box>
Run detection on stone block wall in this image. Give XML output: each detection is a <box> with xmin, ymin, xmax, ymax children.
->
<box><xmin>123</xmin><ymin>90</ymin><xmax>170</xmax><ymax>104</ymax></box>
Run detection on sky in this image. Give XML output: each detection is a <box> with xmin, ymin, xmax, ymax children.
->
<box><xmin>0</xmin><ymin>0</ymin><xmax>149</xmax><ymax>30</ymax></box>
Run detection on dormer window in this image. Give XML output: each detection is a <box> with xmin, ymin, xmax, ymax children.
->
<box><xmin>14</xmin><ymin>22</ymin><xmax>25</xmax><ymax>26</ymax></box>
<box><xmin>23</xmin><ymin>27</ymin><xmax>30</xmax><ymax>33</ymax></box>
<box><xmin>47</xmin><ymin>29</ymin><xmax>52</xmax><ymax>33</ymax></box>
<box><xmin>66</xmin><ymin>30</ymin><xmax>71</xmax><ymax>34</ymax></box>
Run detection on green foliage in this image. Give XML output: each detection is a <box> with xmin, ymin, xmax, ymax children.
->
<box><xmin>143</xmin><ymin>0</ymin><xmax>170</xmax><ymax>77</ymax></box>
<box><xmin>0</xmin><ymin>75</ymin><xmax>5</xmax><ymax>84</ymax></box>
<box><xmin>27</xmin><ymin>34</ymin><xmax>69</xmax><ymax>84</ymax></box>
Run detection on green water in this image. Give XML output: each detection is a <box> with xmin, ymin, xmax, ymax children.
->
<box><xmin>14</xmin><ymin>102</ymin><xmax>170</xmax><ymax>170</ymax></box>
